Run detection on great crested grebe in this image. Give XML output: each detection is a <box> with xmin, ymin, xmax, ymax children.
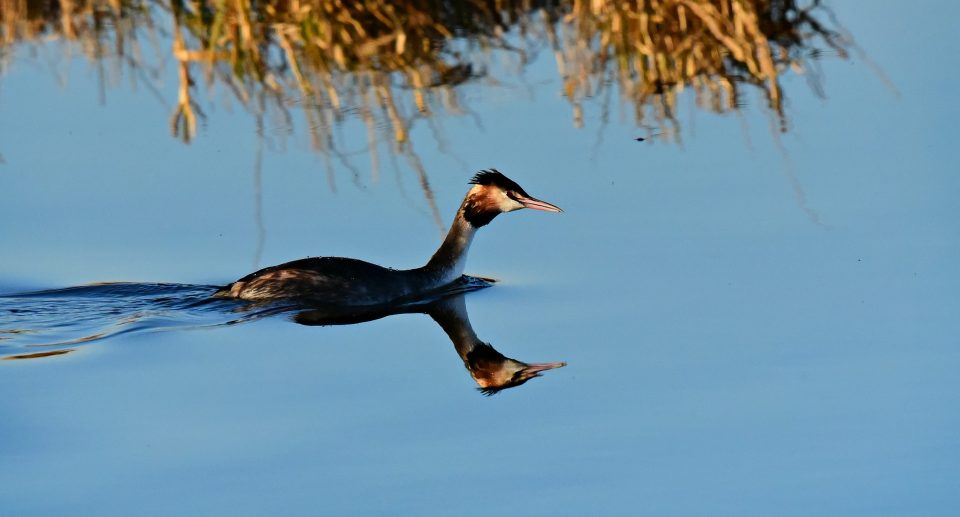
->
<box><xmin>214</xmin><ymin>170</ymin><xmax>561</xmax><ymax>303</ymax></box>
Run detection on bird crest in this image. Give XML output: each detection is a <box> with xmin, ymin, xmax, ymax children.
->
<box><xmin>469</xmin><ymin>169</ymin><xmax>525</xmax><ymax>194</ymax></box>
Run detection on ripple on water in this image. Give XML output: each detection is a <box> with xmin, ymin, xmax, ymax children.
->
<box><xmin>0</xmin><ymin>283</ymin><xmax>260</xmax><ymax>360</ymax></box>
<box><xmin>0</xmin><ymin>276</ymin><xmax>493</xmax><ymax>360</ymax></box>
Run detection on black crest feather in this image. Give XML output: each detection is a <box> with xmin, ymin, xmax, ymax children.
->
<box><xmin>469</xmin><ymin>169</ymin><xmax>526</xmax><ymax>195</ymax></box>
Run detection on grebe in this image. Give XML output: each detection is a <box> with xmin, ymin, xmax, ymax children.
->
<box><xmin>214</xmin><ymin>170</ymin><xmax>561</xmax><ymax>303</ymax></box>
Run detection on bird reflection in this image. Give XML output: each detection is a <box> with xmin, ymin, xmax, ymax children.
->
<box><xmin>2</xmin><ymin>280</ymin><xmax>566</xmax><ymax>394</ymax></box>
<box><xmin>294</xmin><ymin>289</ymin><xmax>565</xmax><ymax>395</ymax></box>
<box><xmin>428</xmin><ymin>295</ymin><xmax>566</xmax><ymax>395</ymax></box>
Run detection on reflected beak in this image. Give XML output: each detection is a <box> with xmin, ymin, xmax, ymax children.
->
<box><xmin>518</xmin><ymin>195</ymin><xmax>563</xmax><ymax>212</ymax></box>
<box><xmin>523</xmin><ymin>361</ymin><xmax>567</xmax><ymax>374</ymax></box>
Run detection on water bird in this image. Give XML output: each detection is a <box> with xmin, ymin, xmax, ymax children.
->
<box><xmin>214</xmin><ymin>170</ymin><xmax>561</xmax><ymax>303</ymax></box>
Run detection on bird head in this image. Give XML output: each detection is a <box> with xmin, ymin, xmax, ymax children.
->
<box><xmin>461</xmin><ymin>169</ymin><xmax>562</xmax><ymax>228</ymax></box>
<box><xmin>465</xmin><ymin>343</ymin><xmax>566</xmax><ymax>395</ymax></box>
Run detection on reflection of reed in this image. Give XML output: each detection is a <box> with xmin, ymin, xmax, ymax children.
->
<box><xmin>2</xmin><ymin>0</ymin><xmax>851</xmax><ymax>148</ymax></box>
<box><xmin>553</xmin><ymin>0</ymin><xmax>850</xmax><ymax>139</ymax></box>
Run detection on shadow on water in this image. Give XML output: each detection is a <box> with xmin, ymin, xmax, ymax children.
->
<box><xmin>0</xmin><ymin>276</ymin><xmax>564</xmax><ymax>394</ymax></box>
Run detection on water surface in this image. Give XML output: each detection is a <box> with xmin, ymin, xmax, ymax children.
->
<box><xmin>1</xmin><ymin>1</ymin><xmax>958</xmax><ymax>515</ymax></box>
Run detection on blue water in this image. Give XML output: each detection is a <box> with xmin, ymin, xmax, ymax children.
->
<box><xmin>0</xmin><ymin>283</ymin><xmax>228</xmax><ymax>357</ymax></box>
<box><xmin>0</xmin><ymin>276</ymin><xmax>494</xmax><ymax>359</ymax></box>
<box><xmin>2</xmin><ymin>1</ymin><xmax>959</xmax><ymax>515</ymax></box>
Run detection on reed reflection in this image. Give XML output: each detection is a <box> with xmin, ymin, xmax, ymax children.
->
<box><xmin>2</xmin><ymin>0</ymin><xmax>854</xmax><ymax>154</ymax></box>
<box><xmin>295</xmin><ymin>290</ymin><xmax>566</xmax><ymax>395</ymax></box>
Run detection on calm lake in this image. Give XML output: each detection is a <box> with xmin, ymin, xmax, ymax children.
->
<box><xmin>1</xmin><ymin>1</ymin><xmax>958</xmax><ymax>515</ymax></box>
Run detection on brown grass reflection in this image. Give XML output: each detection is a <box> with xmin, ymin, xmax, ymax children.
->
<box><xmin>1</xmin><ymin>0</ymin><xmax>852</xmax><ymax>149</ymax></box>
<box><xmin>553</xmin><ymin>0</ymin><xmax>851</xmax><ymax>139</ymax></box>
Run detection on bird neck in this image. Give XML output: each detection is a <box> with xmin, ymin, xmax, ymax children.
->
<box><xmin>428</xmin><ymin>296</ymin><xmax>514</xmax><ymax>391</ymax></box>
<box><xmin>428</xmin><ymin>296</ymin><xmax>481</xmax><ymax>358</ymax></box>
<box><xmin>421</xmin><ymin>208</ymin><xmax>477</xmax><ymax>285</ymax></box>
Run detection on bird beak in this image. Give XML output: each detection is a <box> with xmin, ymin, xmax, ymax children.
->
<box><xmin>518</xmin><ymin>195</ymin><xmax>563</xmax><ymax>212</ymax></box>
<box><xmin>523</xmin><ymin>361</ymin><xmax>567</xmax><ymax>374</ymax></box>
